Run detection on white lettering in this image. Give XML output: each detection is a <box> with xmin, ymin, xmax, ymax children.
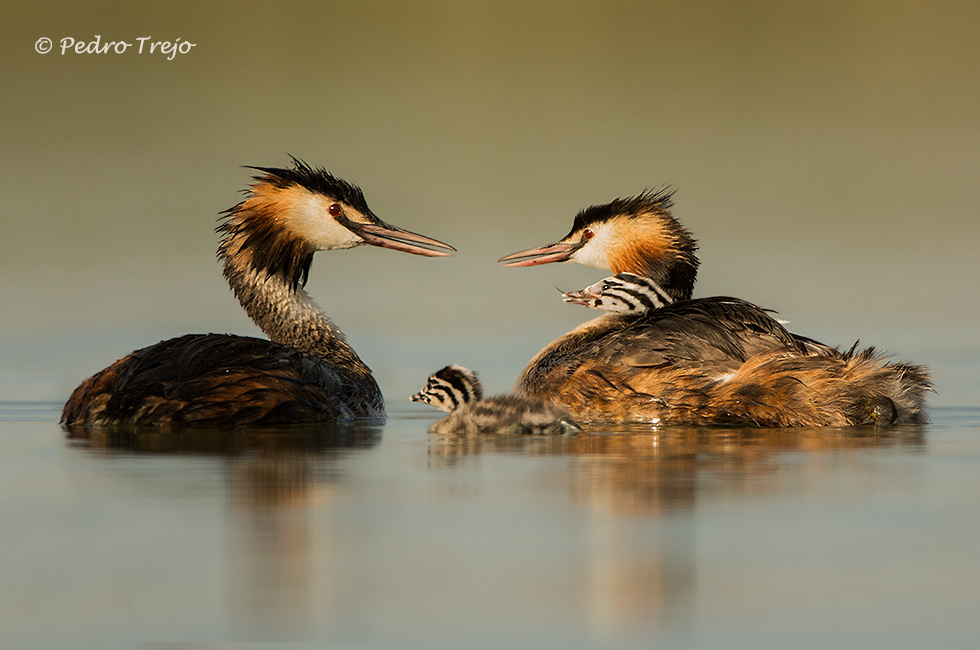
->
<box><xmin>52</xmin><ymin>35</ymin><xmax>194</xmax><ymax>59</ymax></box>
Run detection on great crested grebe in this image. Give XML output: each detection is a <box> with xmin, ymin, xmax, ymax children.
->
<box><xmin>499</xmin><ymin>189</ymin><xmax>931</xmax><ymax>427</ymax></box>
<box><xmin>411</xmin><ymin>365</ymin><xmax>581</xmax><ymax>435</ymax></box>
<box><xmin>62</xmin><ymin>158</ymin><xmax>455</xmax><ymax>427</ymax></box>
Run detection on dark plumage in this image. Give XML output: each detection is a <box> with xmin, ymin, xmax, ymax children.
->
<box><xmin>63</xmin><ymin>159</ymin><xmax>454</xmax><ymax>428</ymax></box>
<box><xmin>519</xmin><ymin>299</ymin><xmax>928</xmax><ymax>426</ymax></box>
<box><xmin>500</xmin><ymin>190</ymin><xmax>931</xmax><ymax>427</ymax></box>
<box><xmin>569</xmin><ymin>189</ymin><xmax>699</xmax><ymax>301</ymax></box>
<box><xmin>249</xmin><ymin>157</ymin><xmax>371</xmax><ymax>210</ymax></box>
<box><xmin>568</xmin><ymin>187</ymin><xmax>675</xmax><ymax>236</ymax></box>
<box><xmin>62</xmin><ymin>334</ymin><xmax>381</xmax><ymax>427</ymax></box>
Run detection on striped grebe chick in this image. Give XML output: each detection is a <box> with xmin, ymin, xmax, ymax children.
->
<box><xmin>411</xmin><ymin>365</ymin><xmax>581</xmax><ymax>435</ymax></box>
<box><xmin>62</xmin><ymin>158</ymin><xmax>455</xmax><ymax>427</ymax></box>
<box><xmin>562</xmin><ymin>272</ymin><xmax>673</xmax><ymax>313</ymax></box>
<box><xmin>499</xmin><ymin>189</ymin><xmax>930</xmax><ymax>427</ymax></box>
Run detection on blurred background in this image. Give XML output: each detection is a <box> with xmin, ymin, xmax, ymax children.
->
<box><xmin>2</xmin><ymin>0</ymin><xmax>978</xmax><ymax>405</ymax></box>
<box><xmin>3</xmin><ymin>5</ymin><xmax>980</xmax><ymax>647</ymax></box>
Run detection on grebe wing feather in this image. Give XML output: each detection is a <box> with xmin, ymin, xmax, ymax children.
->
<box><xmin>589</xmin><ymin>297</ymin><xmax>805</xmax><ymax>369</ymax></box>
<box><xmin>515</xmin><ymin>297</ymin><xmax>815</xmax><ymax>406</ymax></box>
<box><xmin>62</xmin><ymin>334</ymin><xmax>384</xmax><ymax>426</ymax></box>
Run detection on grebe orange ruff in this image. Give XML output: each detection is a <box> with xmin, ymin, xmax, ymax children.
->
<box><xmin>499</xmin><ymin>189</ymin><xmax>930</xmax><ymax>427</ymax></box>
<box><xmin>62</xmin><ymin>159</ymin><xmax>455</xmax><ymax>427</ymax></box>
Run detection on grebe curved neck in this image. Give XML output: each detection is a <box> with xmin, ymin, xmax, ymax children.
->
<box><xmin>61</xmin><ymin>158</ymin><xmax>456</xmax><ymax>427</ymax></box>
<box><xmin>215</xmin><ymin>168</ymin><xmax>374</xmax><ymax>375</ymax></box>
<box><xmin>220</xmin><ymin>256</ymin><xmax>370</xmax><ymax>375</ymax></box>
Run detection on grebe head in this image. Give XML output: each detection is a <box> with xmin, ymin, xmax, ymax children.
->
<box><xmin>217</xmin><ymin>156</ymin><xmax>455</xmax><ymax>289</ymax></box>
<box><xmin>498</xmin><ymin>188</ymin><xmax>699</xmax><ymax>301</ymax></box>
<box><xmin>562</xmin><ymin>272</ymin><xmax>673</xmax><ymax>313</ymax></box>
<box><xmin>410</xmin><ymin>365</ymin><xmax>483</xmax><ymax>412</ymax></box>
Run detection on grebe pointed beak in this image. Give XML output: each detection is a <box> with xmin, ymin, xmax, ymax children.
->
<box><xmin>345</xmin><ymin>219</ymin><xmax>456</xmax><ymax>257</ymax></box>
<box><xmin>497</xmin><ymin>241</ymin><xmax>581</xmax><ymax>267</ymax></box>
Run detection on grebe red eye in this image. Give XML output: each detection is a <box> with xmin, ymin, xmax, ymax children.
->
<box><xmin>328</xmin><ymin>203</ymin><xmax>344</xmax><ymax>217</ymax></box>
<box><xmin>582</xmin><ymin>229</ymin><xmax>595</xmax><ymax>241</ymax></box>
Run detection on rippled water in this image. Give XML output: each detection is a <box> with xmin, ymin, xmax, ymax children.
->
<box><xmin>2</xmin><ymin>400</ymin><xmax>979</xmax><ymax>649</ymax></box>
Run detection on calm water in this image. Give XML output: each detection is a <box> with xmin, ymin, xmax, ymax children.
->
<box><xmin>2</xmin><ymin>399</ymin><xmax>978</xmax><ymax>649</ymax></box>
<box><xmin>4</xmin><ymin>3</ymin><xmax>980</xmax><ymax>646</ymax></box>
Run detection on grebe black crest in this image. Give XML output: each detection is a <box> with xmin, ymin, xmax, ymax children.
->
<box><xmin>562</xmin><ymin>272</ymin><xmax>673</xmax><ymax>313</ymax></box>
<box><xmin>499</xmin><ymin>190</ymin><xmax>931</xmax><ymax>427</ymax></box>
<box><xmin>62</xmin><ymin>158</ymin><xmax>455</xmax><ymax>428</ymax></box>
<box><xmin>411</xmin><ymin>365</ymin><xmax>581</xmax><ymax>435</ymax></box>
<box><xmin>500</xmin><ymin>189</ymin><xmax>698</xmax><ymax>303</ymax></box>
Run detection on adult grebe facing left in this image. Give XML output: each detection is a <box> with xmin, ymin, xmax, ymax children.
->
<box><xmin>499</xmin><ymin>189</ymin><xmax>930</xmax><ymax>427</ymax></box>
<box><xmin>62</xmin><ymin>159</ymin><xmax>455</xmax><ymax>427</ymax></box>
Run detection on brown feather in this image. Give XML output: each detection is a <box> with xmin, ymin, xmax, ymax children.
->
<box><xmin>516</xmin><ymin>299</ymin><xmax>931</xmax><ymax>427</ymax></box>
<box><xmin>62</xmin><ymin>334</ymin><xmax>384</xmax><ymax>428</ymax></box>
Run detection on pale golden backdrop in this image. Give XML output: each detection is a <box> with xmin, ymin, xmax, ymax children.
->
<box><xmin>2</xmin><ymin>0</ymin><xmax>978</xmax><ymax>403</ymax></box>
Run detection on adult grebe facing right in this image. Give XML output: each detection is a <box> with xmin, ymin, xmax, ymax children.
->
<box><xmin>62</xmin><ymin>159</ymin><xmax>455</xmax><ymax>428</ymax></box>
<box><xmin>499</xmin><ymin>189</ymin><xmax>931</xmax><ymax>427</ymax></box>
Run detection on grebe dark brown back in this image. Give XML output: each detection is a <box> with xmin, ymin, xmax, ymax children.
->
<box><xmin>62</xmin><ymin>158</ymin><xmax>455</xmax><ymax>427</ymax></box>
<box><xmin>411</xmin><ymin>365</ymin><xmax>581</xmax><ymax>435</ymax></box>
<box><xmin>499</xmin><ymin>189</ymin><xmax>930</xmax><ymax>427</ymax></box>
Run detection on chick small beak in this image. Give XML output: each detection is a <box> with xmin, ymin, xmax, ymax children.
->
<box><xmin>561</xmin><ymin>286</ymin><xmax>600</xmax><ymax>306</ymax></box>
<box><xmin>347</xmin><ymin>219</ymin><xmax>456</xmax><ymax>257</ymax></box>
<box><xmin>410</xmin><ymin>391</ymin><xmax>428</xmax><ymax>403</ymax></box>
<box><xmin>497</xmin><ymin>241</ymin><xmax>581</xmax><ymax>267</ymax></box>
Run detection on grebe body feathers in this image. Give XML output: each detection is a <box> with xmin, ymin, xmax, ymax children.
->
<box><xmin>62</xmin><ymin>159</ymin><xmax>455</xmax><ymax>427</ymax></box>
<box><xmin>500</xmin><ymin>190</ymin><xmax>930</xmax><ymax>427</ymax></box>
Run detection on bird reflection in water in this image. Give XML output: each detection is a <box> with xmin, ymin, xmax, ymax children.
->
<box><xmin>67</xmin><ymin>421</ymin><xmax>381</xmax><ymax>642</ymax></box>
<box><xmin>425</xmin><ymin>423</ymin><xmax>924</xmax><ymax>639</ymax></box>
<box><xmin>63</xmin><ymin>420</ymin><xmax>925</xmax><ymax>642</ymax></box>
<box><xmin>428</xmin><ymin>424</ymin><xmax>925</xmax><ymax>514</ymax></box>
<box><xmin>65</xmin><ymin>421</ymin><xmax>382</xmax><ymax>455</ymax></box>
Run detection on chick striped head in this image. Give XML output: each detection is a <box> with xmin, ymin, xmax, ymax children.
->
<box><xmin>562</xmin><ymin>272</ymin><xmax>673</xmax><ymax>313</ymax></box>
<box><xmin>411</xmin><ymin>365</ymin><xmax>484</xmax><ymax>413</ymax></box>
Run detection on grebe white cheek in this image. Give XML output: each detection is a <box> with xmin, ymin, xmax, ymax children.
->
<box><xmin>499</xmin><ymin>188</ymin><xmax>930</xmax><ymax>427</ymax></box>
<box><xmin>61</xmin><ymin>157</ymin><xmax>456</xmax><ymax>428</ymax></box>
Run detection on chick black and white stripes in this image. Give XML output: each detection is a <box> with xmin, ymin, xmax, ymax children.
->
<box><xmin>410</xmin><ymin>365</ymin><xmax>483</xmax><ymax>412</ymax></box>
<box><xmin>411</xmin><ymin>365</ymin><xmax>581</xmax><ymax>435</ymax></box>
<box><xmin>562</xmin><ymin>272</ymin><xmax>673</xmax><ymax>314</ymax></box>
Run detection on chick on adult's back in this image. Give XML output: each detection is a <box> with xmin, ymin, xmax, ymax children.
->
<box><xmin>499</xmin><ymin>189</ymin><xmax>930</xmax><ymax>427</ymax></box>
<box><xmin>62</xmin><ymin>158</ymin><xmax>455</xmax><ymax>427</ymax></box>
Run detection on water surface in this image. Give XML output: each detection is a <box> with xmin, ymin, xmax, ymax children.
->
<box><xmin>2</xmin><ymin>401</ymin><xmax>978</xmax><ymax>648</ymax></box>
<box><xmin>4</xmin><ymin>2</ymin><xmax>980</xmax><ymax>647</ymax></box>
